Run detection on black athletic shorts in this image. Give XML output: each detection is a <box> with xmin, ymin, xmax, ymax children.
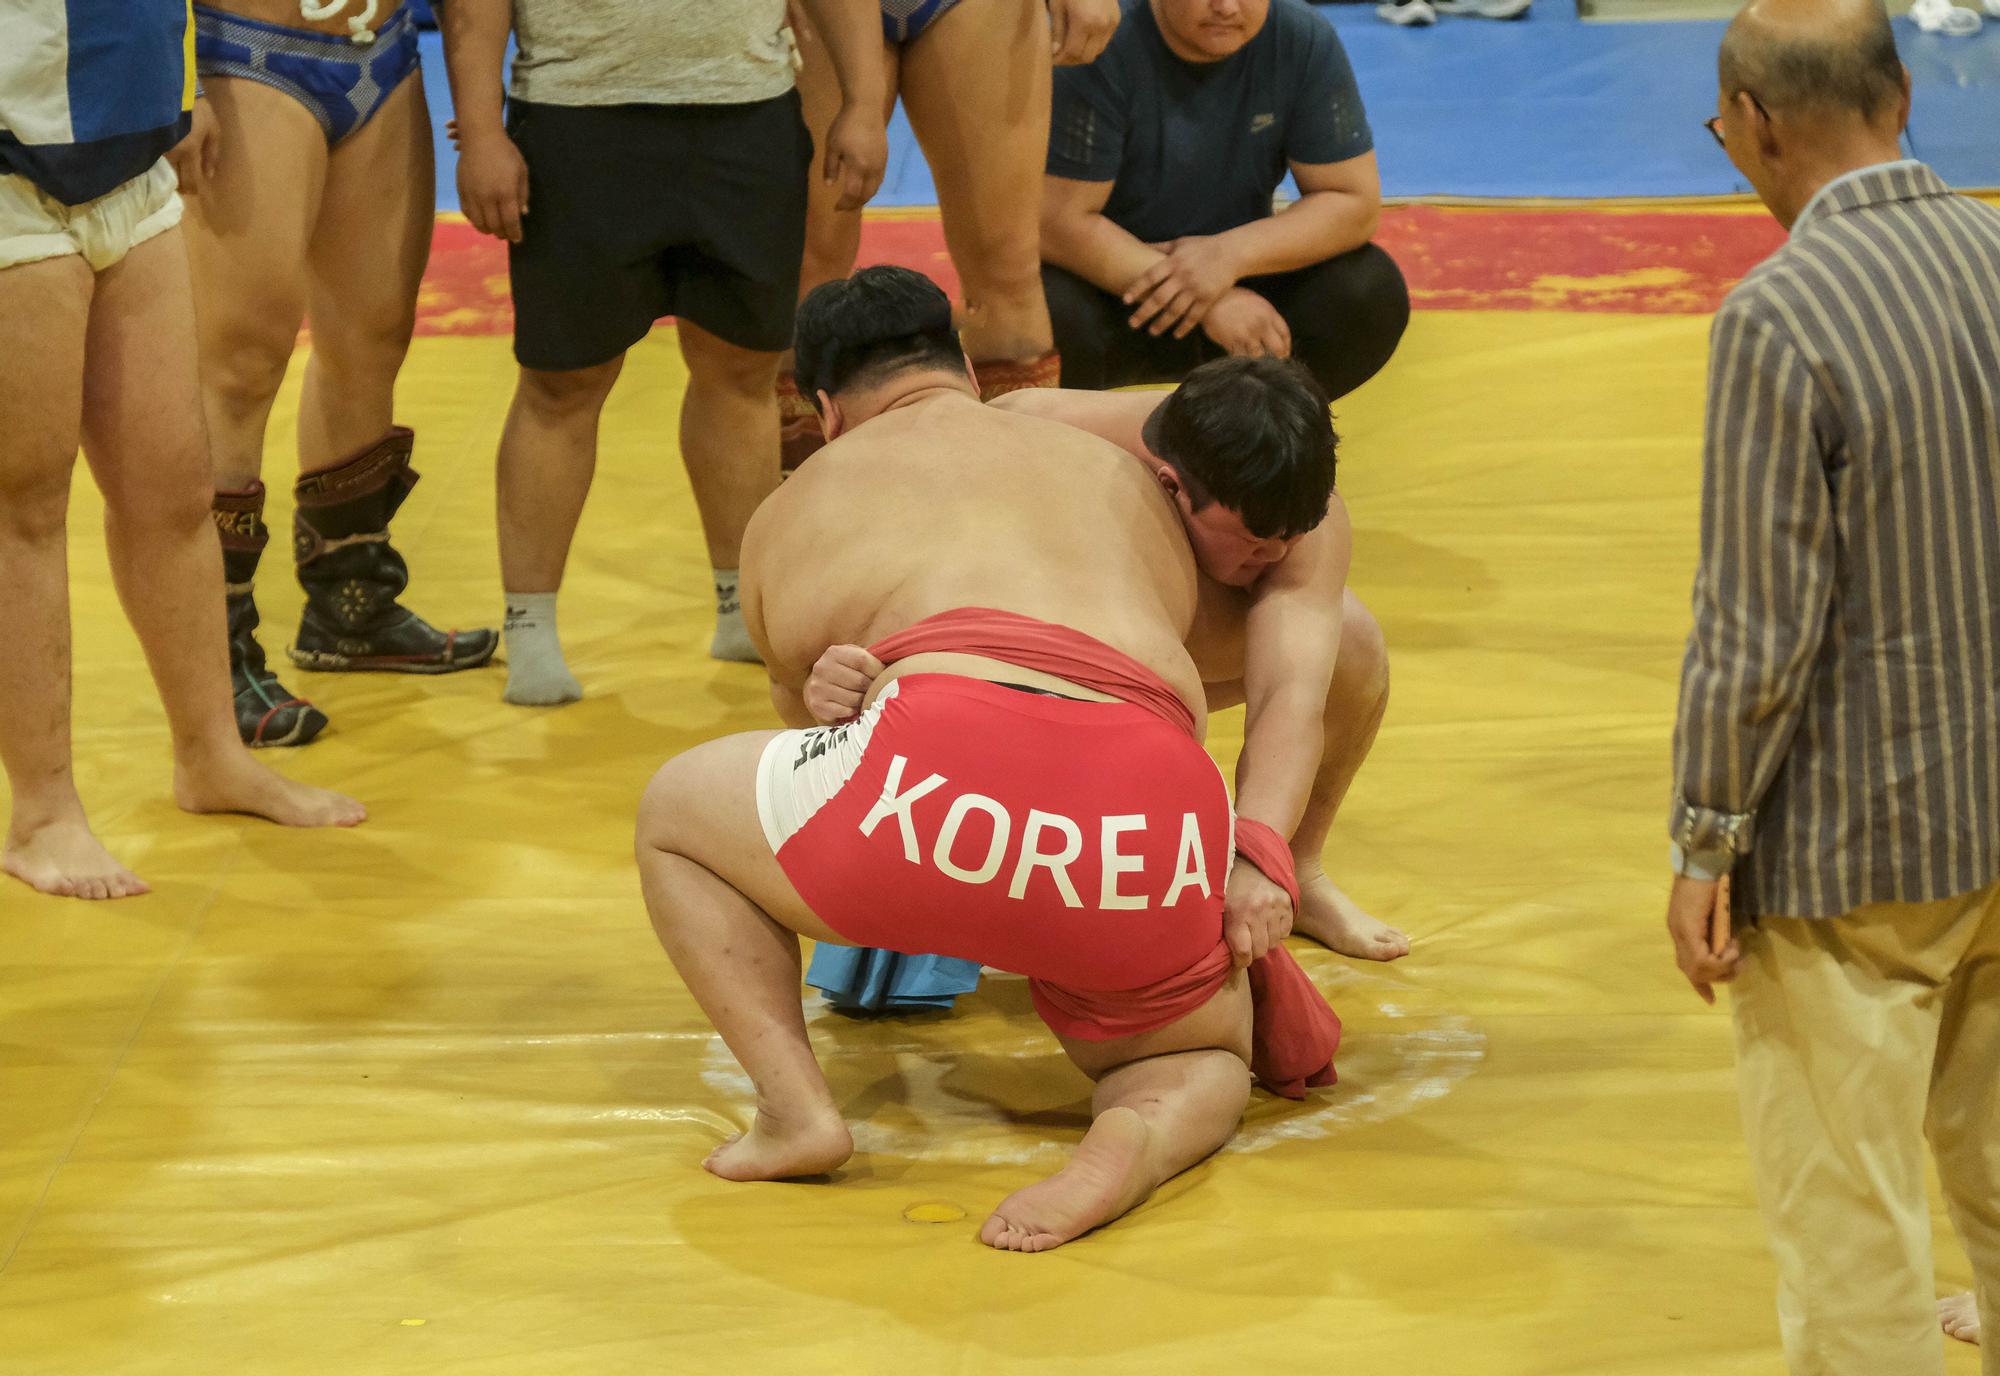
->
<box><xmin>505</xmin><ymin>92</ymin><xmax>812</xmax><ymax>372</ymax></box>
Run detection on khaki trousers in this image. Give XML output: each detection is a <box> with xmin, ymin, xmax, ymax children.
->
<box><xmin>1732</xmin><ymin>877</ymin><xmax>2000</xmax><ymax>1376</ymax></box>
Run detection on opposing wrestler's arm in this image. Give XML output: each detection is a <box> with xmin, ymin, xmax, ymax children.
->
<box><xmin>988</xmin><ymin>387</ymin><xmax>1158</xmax><ymax>457</ymax></box>
<box><xmin>1235</xmin><ymin>498</ymin><xmax>1351</xmax><ymax>844</ymax></box>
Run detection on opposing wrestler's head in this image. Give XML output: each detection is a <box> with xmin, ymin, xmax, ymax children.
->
<box><xmin>794</xmin><ymin>266</ymin><xmax>973</xmax><ymax>439</ymax></box>
<box><xmin>1142</xmin><ymin>357</ymin><xmax>1339</xmax><ymax>587</ymax></box>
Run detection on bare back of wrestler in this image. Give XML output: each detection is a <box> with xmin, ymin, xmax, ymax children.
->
<box><xmin>749</xmin><ymin>384</ymin><xmax>1208</xmax><ymax>733</ymax></box>
<box><xmin>636</xmin><ymin>267</ymin><xmax>1341</xmax><ymax>1253</ymax></box>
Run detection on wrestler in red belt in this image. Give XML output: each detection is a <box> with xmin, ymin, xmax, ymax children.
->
<box><xmin>759</xmin><ymin>607</ymin><xmax>1340</xmax><ymax>1098</ymax></box>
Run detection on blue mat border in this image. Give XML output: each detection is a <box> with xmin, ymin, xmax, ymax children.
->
<box><xmin>419</xmin><ymin>5</ymin><xmax>2000</xmax><ymax>210</ymax></box>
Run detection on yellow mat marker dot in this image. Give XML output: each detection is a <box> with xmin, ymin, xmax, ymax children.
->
<box><xmin>400</xmin><ymin>1319</ymin><xmax>427</xmax><ymax>1327</ymax></box>
<box><xmin>902</xmin><ymin>1202</ymin><xmax>965</xmax><ymax>1224</ymax></box>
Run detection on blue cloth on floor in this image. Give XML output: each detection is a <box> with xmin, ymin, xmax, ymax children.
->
<box><xmin>806</xmin><ymin>945</ymin><xmax>984</xmax><ymax>1012</ymax></box>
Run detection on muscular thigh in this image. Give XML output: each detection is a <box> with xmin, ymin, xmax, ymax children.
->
<box><xmin>0</xmin><ymin>253</ymin><xmax>91</xmax><ymax>483</ymax></box>
<box><xmin>639</xmin><ymin>731</ymin><xmax>847</xmax><ymax>945</ymax></box>
<box><xmin>79</xmin><ymin>229</ymin><xmax>211</xmax><ymax>505</ymax></box>
<box><xmin>899</xmin><ymin>0</ymin><xmax>1049</xmax><ymax>278</ymax></box>
<box><xmin>309</xmin><ymin>73</ymin><xmax>432</xmax><ymax>351</ymax></box>
<box><xmin>183</xmin><ymin>77</ymin><xmax>326</xmax><ymax>344</ymax></box>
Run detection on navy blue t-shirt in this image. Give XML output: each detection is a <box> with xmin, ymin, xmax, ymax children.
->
<box><xmin>1047</xmin><ymin>0</ymin><xmax>1372</xmax><ymax>243</ymax></box>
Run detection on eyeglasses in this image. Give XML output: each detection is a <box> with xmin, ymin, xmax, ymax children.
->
<box><xmin>1704</xmin><ymin>92</ymin><xmax>1770</xmax><ymax>150</ymax></box>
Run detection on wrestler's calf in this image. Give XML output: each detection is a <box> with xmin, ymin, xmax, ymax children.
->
<box><xmin>636</xmin><ymin>737</ymin><xmax>853</xmax><ymax>1181</ymax></box>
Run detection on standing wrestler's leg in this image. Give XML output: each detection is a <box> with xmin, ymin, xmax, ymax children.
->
<box><xmin>183</xmin><ymin>78</ymin><xmax>331</xmax><ymax>744</ymax></box>
<box><xmin>298</xmin><ymin>76</ymin><xmax>429</xmax><ymax>469</ymax></box>
<box><xmin>778</xmin><ymin>29</ymin><xmax>897</xmax><ymax>471</ymax></box>
<box><xmin>982</xmin><ymin>980</ymin><xmax>1255</xmax><ymax>1252</ymax></box>
<box><xmin>675</xmin><ymin>321</ymin><xmax>781</xmax><ymax>663</ymax></box>
<box><xmin>182</xmin><ymin>79</ymin><xmax>326</xmax><ymax>486</ymax></box>
<box><xmin>0</xmin><ymin>254</ymin><xmax>147</xmax><ymax>899</ymax></box>
<box><xmin>901</xmin><ymin>0</ymin><xmax>1058</xmax><ymax>391</ymax></box>
<box><xmin>78</xmin><ymin>228</ymin><xmax>363</xmax><ymax>829</ymax></box>
<box><xmin>495</xmin><ymin>356</ymin><xmax>623</xmax><ymax>704</ymax></box>
<box><xmin>1201</xmin><ymin>590</ymin><xmax>1406</xmax><ymax>960</ymax></box>
<box><xmin>287</xmin><ymin>76</ymin><xmax>497</xmax><ymax>679</ymax></box>
<box><xmin>637</xmin><ymin>733</ymin><xmax>856</xmax><ymax>1180</ymax></box>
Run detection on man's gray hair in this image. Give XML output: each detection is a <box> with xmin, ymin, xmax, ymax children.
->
<box><xmin>1718</xmin><ymin>1</ymin><xmax>1903</xmax><ymax>119</ymax></box>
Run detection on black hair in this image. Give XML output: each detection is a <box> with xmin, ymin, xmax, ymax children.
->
<box><xmin>792</xmin><ymin>265</ymin><xmax>965</xmax><ymax>407</ymax></box>
<box><xmin>1140</xmin><ymin>357</ymin><xmax>1338</xmax><ymax>540</ymax></box>
<box><xmin>1719</xmin><ymin>3</ymin><xmax>1903</xmax><ymax>121</ymax></box>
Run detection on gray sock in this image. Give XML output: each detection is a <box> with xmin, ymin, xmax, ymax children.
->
<box><xmin>709</xmin><ymin>568</ymin><xmax>761</xmax><ymax>663</ymax></box>
<box><xmin>503</xmin><ymin>592</ymin><xmax>582</xmax><ymax>705</ymax></box>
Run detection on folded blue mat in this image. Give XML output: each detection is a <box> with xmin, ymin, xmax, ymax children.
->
<box><xmin>805</xmin><ymin>945</ymin><xmax>984</xmax><ymax>1013</ymax></box>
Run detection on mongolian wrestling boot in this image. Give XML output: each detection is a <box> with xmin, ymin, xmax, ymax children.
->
<box><xmin>213</xmin><ymin>484</ymin><xmax>329</xmax><ymax>748</ymax></box>
<box><xmin>971</xmin><ymin>349</ymin><xmax>1061</xmax><ymax>401</ymax></box>
<box><xmin>288</xmin><ymin>428</ymin><xmax>499</xmax><ymax>674</ymax></box>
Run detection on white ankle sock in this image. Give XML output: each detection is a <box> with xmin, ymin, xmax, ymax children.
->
<box><xmin>709</xmin><ymin>568</ymin><xmax>761</xmax><ymax>663</ymax></box>
<box><xmin>503</xmin><ymin>592</ymin><xmax>582</xmax><ymax>705</ymax></box>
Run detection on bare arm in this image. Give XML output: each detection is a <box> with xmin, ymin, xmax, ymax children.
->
<box><xmin>1213</xmin><ymin>152</ymin><xmax>1382</xmax><ymax>279</ymax></box>
<box><xmin>438</xmin><ymin>0</ymin><xmax>531</xmax><ymax>241</ymax></box>
<box><xmin>438</xmin><ymin>0</ymin><xmax>510</xmax><ymax>141</ymax></box>
<box><xmin>988</xmin><ymin>387</ymin><xmax>1160</xmax><ymax>457</ymax></box>
<box><xmin>1111</xmin><ymin>152</ymin><xmax>1381</xmax><ymax>344</ymax></box>
<box><xmin>1233</xmin><ymin>500</ymin><xmax>1352</xmax><ymax>841</ymax></box>
<box><xmin>1039</xmin><ymin>174</ymin><xmax>1164</xmax><ymax>299</ymax></box>
<box><xmin>794</xmin><ymin>0</ymin><xmax>889</xmax><ymax>210</ymax></box>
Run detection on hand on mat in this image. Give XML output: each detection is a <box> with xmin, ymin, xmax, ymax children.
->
<box><xmin>1049</xmin><ymin>0</ymin><xmax>1121</xmax><ymax>65</ymax></box>
<box><xmin>1665</xmin><ymin>874</ymin><xmax>1739</xmax><ymax>1005</ymax></box>
<box><xmin>1224</xmin><ymin>856</ymin><xmax>1295</xmax><ymax>969</ymax></box>
<box><xmin>822</xmin><ymin>102</ymin><xmax>889</xmax><ymax>213</ymax></box>
<box><xmin>806</xmin><ymin>644</ymin><xmax>884</xmax><ymax>724</ymax></box>
<box><xmin>1125</xmin><ymin>235</ymin><xmax>1240</xmax><ymax>337</ymax></box>
<box><xmin>167</xmin><ymin>97</ymin><xmax>221</xmax><ymax>196</ymax></box>
<box><xmin>458</xmin><ymin>126</ymin><xmax>530</xmax><ymax>243</ymax></box>
<box><xmin>1201</xmin><ymin>289</ymin><xmax>1292</xmax><ymax>360</ymax></box>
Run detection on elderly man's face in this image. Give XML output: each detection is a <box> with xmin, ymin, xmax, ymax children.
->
<box><xmin>1154</xmin><ymin>0</ymin><xmax>1271</xmax><ymax>61</ymax></box>
<box><xmin>1715</xmin><ymin>87</ymin><xmax>1780</xmax><ymax>209</ymax></box>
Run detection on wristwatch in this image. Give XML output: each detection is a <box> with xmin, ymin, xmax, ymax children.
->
<box><xmin>1669</xmin><ymin>796</ymin><xmax>1753</xmax><ymax>880</ymax></box>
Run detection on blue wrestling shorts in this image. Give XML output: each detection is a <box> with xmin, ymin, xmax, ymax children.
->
<box><xmin>882</xmin><ymin>0</ymin><xmax>966</xmax><ymax>42</ymax></box>
<box><xmin>193</xmin><ymin>3</ymin><xmax>420</xmax><ymax>145</ymax></box>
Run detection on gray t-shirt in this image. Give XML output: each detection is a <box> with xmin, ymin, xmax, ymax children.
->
<box><xmin>510</xmin><ymin>0</ymin><xmax>796</xmax><ymax>107</ymax></box>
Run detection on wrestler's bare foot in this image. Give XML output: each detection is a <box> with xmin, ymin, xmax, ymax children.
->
<box><xmin>1940</xmin><ymin>1293</ymin><xmax>1981</xmax><ymax>1345</ymax></box>
<box><xmin>704</xmin><ymin>1103</ymin><xmax>853</xmax><ymax>1182</ymax></box>
<box><xmin>173</xmin><ymin>745</ymin><xmax>366</xmax><ymax>828</ymax></box>
<box><xmin>3</xmin><ymin>815</ymin><xmax>150</xmax><ymax>900</ymax></box>
<box><xmin>1294</xmin><ymin>862</ymin><xmax>1410</xmax><ymax>961</ymax></box>
<box><xmin>980</xmin><ymin>1106</ymin><xmax>1154</xmax><ymax>1253</ymax></box>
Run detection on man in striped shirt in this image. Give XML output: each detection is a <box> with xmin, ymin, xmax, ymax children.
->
<box><xmin>1667</xmin><ymin>0</ymin><xmax>2000</xmax><ymax>1370</ymax></box>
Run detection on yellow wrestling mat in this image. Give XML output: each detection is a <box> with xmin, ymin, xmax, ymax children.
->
<box><xmin>2</xmin><ymin>306</ymin><xmax>1981</xmax><ymax>1373</ymax></box>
